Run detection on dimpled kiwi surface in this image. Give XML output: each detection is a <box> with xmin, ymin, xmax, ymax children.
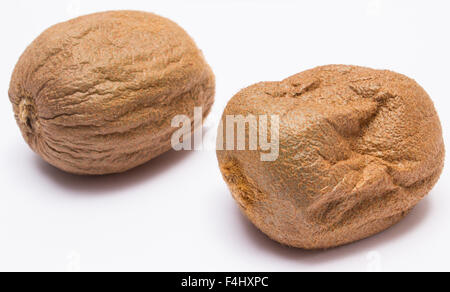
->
<box><xmin>9</xmin><ymin>10</ymin><xmax>215</xmax><ymax>175</ymax></box>
<box><xmin>217</xmin><ymin>65</ymin><xmax>444</xmax><ymax>249</ymax></box>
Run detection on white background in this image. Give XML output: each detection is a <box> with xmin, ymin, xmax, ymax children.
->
<box><xmin>0</xmin><ymin>0</ymin><xmax>449</xmax><ymax>272</ymax></box>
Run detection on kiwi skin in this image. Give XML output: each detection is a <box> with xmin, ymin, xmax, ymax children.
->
<box><xmin>217</xmin><ymin>65</ymin><xmax>445</xmax><ymax>249</ymax></box>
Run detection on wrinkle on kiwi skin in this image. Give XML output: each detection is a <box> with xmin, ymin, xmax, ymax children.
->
<box><xmin>217</xmin><ymin>65</ymin><xmax>445</xmax><ymax>250</ymax></box>
<box><xmin>9</xmin><ymin>11</ymin><xmax>215</xmax><ymax>175</ymax></box>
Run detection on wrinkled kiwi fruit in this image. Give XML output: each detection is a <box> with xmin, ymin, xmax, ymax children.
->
<box><xmin>217</xmin><ymin>65</ymin><xmax>444</xmax><ymax>249</ymax></box>
<box><xmin>9</xmin><ymin>11</ymin><xmax>215</xmax><ymax>175</ymax></box>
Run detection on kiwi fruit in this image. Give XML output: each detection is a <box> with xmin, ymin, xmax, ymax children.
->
<box><xmin>217</xmin><ymin>65</ymin><xmax>444</xmax><ymax>249</ymax></box>
<box><xmin>9</xmin><ymin>11</ymin><xmax>215</xmax><ymax>175</ymax></box>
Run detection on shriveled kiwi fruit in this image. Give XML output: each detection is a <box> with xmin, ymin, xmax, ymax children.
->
<box><xmin>217</xmin><ymin>65</ymin><xmax>444</xmax><ymax>249</ymax></box>
<box><xmin>9</xmin><ymin>11</ymin><xmax>215</xmax><ymax>175</ymax></box>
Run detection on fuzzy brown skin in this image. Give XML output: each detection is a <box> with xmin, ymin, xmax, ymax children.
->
<box><xmin>9</xmin><ymin>11</ymin><xmax>215</xmax><ymax>175</ymax></box>
<box><xmin>217</xmin><ymin>65</ymin><xmax>444</xmax><ymax>249</ymax></box>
